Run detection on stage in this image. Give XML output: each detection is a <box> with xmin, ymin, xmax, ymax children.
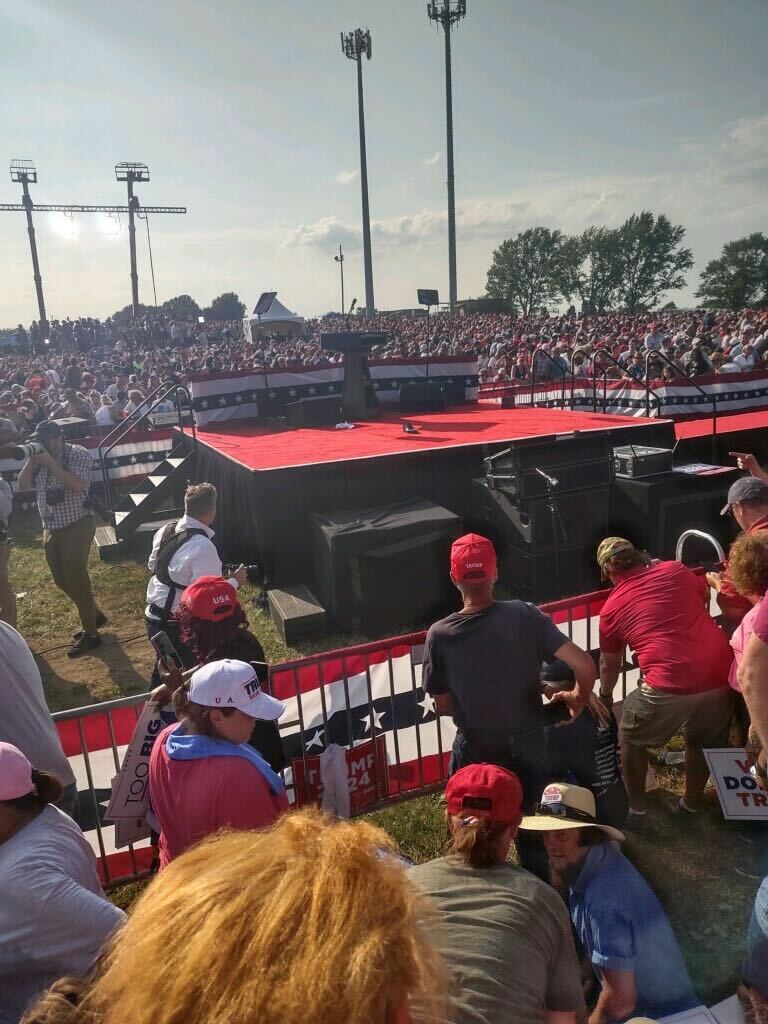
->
<box><xmin>194</xmin><ymin>406</ymin><xmax>672</xmax><ymax>473</ymax></box>
<box><xmin>183</xmin><ymin>406</ymin><xmax>684</xmax><ymax>597</ymax></box>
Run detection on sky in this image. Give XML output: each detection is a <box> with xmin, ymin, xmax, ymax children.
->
<box><xmin>1</xmin><ymin>0</ymin><xmax>767</xmax><ymax>325</ymax></box>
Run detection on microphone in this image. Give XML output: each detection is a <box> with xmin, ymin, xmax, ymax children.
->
<box><xmin>535</xmin><ymin>468</ymin><xmax>559</xmax><ymax>488</ymax></box>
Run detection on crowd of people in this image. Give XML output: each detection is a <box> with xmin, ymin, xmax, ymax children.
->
<box><xmin>1</xmin><ymin>307</ymin><xmax>767</xmax><ymax>436</ymax></box>
<box><xmin>2</xmin><ymin>453</ymin><xmax>768</xmax><ymax>1020</ymax></box>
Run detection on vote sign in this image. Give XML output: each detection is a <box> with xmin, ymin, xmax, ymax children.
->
<box><xmin>704</xmin><ymin>747</ymin><xmax>768</xmax><ymax>820</ymax></box>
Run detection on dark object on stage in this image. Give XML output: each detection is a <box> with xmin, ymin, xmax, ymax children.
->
<box><xmin>484</xmin><ymin>433</ymin><xmax>613</xmax><ymax>501</ymax></box>
<box><xmin>399</xmin><ymin>382</ymin><xmax>446</xmax><ymax>413</ymax></box>
<box><xmin>403</xmin><ymin>421</ymin><xmax>419</xmax><ymax>434</ymax></box>
<box><xmin>286</xmin><ymin>395</ymin><xmax>343</xmax><ymax>428</ymax></box>
<box><xmin>320</xmin><ymin>332</ymin><xmax>386</xmax><ymax>420</ymax></box>
<box><xmin>610</xmin><ymin>468</ymin><xmax>740</xmax><ymax>562</ymax></box>
<box><xmin>613</xmin><ymin>445</ymin><xmax>673</xmax><ymax>479</ymax></box>
<box><xmin>267</xmin><ymin>584</ymin><xmax>327</xmax><ymax>645</ymax></box>
<box><xmin>311</xmin><ymin>498</ymin><xmax>462</xmax><ymax>631</ymax></box>
<box><xmin>52</xmin><ymin>416</ymin><xmax>91</xmax><ymax>440</ymax></box>
<box><xmin>417</xmin><ymin>289</ymin><xmax>439</xmax><ymax>306</ymax></box>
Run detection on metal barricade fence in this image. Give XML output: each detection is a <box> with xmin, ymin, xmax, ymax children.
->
<box><xmin>55</xmin><ymin>587</ymin><xmax>636</xmax><ymax>889</ymax></box>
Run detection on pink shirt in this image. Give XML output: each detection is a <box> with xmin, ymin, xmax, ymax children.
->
<box><xmin>149</xmin><ymin>724</ymin><xmax>288</xmax><ymax>869</ymax></box>
<box><xmin>730</xmin><ymin>600</ymin><xmax>762</xmax><ymax>691</ymax></box>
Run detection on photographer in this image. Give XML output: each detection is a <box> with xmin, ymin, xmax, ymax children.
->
<box><xmin>17</xmin><ymin>420</ymin><xmax>106</xmax><ymax>658</ymax></box>
<box><xmin>0</xmin><ymin>418</ymin><xmax>17</xmax><ymax>627</ymax></box>
<box><xmin>145</xmin><ymin>483</ymin><xmax>245</xmax><ymax>681</ymax></box>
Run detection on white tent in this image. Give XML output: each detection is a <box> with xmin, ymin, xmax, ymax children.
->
<box><xmin>243</xmin><ymin>295</ymin><xmax>305</xmax><ymax>340</ymax></box>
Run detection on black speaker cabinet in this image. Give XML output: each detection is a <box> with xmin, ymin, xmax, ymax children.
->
<box><xmin>501</xmin><ymin>544</ymin><xmax>604</xmax><ymax>603</ymax></box>
<box><xmin>485</xmin><ymin>433</ymin><xmax>614</xmax><ymax>500</ymax></box>
<box><xmin>399</xmin><ymin>382</ymin><xmax>446</xmax><ymax>413</ymax></box>
<box><xmin>610</xmin><ymin>469</ymin><xmax>740</xmax><ymax>562</ymax></box>
<box><xmin>285</xmin><ymin>395</ymin><xmax>343</xmax><ymax>428</ymax></box>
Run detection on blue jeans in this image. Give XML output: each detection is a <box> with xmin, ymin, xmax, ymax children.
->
<box><xmin>450</xmin><ymin>727</ymin><xmax>549</xmax><ymax>880</ymax></box>
<box><xmin>743</xmin><ymin>876</ymin><xmax>768</xmax><ymax>995</ymax></box>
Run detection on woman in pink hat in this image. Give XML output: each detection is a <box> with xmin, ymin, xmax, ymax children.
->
<box><xmin>0</xmin><ymin>742</ymin><xmax>124</xmax><ymax>1023</ymax></box>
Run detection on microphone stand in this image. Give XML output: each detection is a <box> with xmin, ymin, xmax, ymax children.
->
<box><xmin>535</xmin><ymin>468</ymin><xmax>567</xmax><ymax>599</ymax></box>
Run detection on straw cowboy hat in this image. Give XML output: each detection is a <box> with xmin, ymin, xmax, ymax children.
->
<box><xmin>519</xmin><ymin>782</ymin><xmax>626</xmax><ymax>842</ymax></box>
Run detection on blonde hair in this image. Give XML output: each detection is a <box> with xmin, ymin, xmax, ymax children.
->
<box><xmin>75</xmin><ymin>810</ymin><xmax>447</xmax><ymax>1024</ymax></box>
<box><xmin>728</xmin><ymin>531</ymin><xmax>768</xmax><ymax>599</ymax></box>
<box><xmin>184</xmin><ymin>482</ymin><xmax>217</xmax><ymax>519</ymax></box>
<box><xmin>21</xmin><ymin>976</ymin><xmax>87</xmax><ymax>1024</ymax></box>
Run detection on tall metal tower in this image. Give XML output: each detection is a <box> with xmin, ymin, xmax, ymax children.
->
<box><xmin>1</xmin><ymin>160</ymin><xmax>185</xmax><ymax>328</ymax></box>
<box><xmin>341</xmin><ymin>28</ymin><xmax>375</xmax><ymax>319</ymax></box>
<box><xmin>427</xmin><ymin>0</ymin><xmax>466</xmax><ymax>311</ymax></box>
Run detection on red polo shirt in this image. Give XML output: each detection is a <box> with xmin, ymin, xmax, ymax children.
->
<box><xmin>599</xmin><ymin>561</ymin><xmax>732</xmax><ymax>694</ymax></box>
<box><xmin>718</xmin><ymin>514</ymin><xmax>768</xmax><ymax>622</ymax></box>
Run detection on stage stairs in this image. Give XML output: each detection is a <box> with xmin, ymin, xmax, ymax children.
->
<box><xmin>94</xmin><ymin>383</ymin><xmax>197</xmax><ymax>560</ymax></box>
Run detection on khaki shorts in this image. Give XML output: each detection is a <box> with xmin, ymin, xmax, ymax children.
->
<box><xmin>621</xmin><ymin>682</ymin><xmax>735</xmax><ymax>749</ymax></box>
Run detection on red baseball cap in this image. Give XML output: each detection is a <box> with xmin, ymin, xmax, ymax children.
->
<box><xmin>445</xmin><ymin>764</ymin><xmax>523</xmax><ymax>828</ymax></box>
<box><xmin>179</xmin><ymin>576</ymin><xmax>238</xmax><ymax>621</ymax></box>
<box><xmin>450</xmin><ymin>533</ymin><xmax>497</xmax><ymax>582</ymax></box>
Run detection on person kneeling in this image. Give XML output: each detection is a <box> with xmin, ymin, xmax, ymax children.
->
<box><xmin>520</xmin><ymin>782</ymin><xmax>697</xmax><ymax>1023</ymax></box>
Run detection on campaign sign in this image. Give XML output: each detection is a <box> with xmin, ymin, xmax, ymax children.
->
<box><xmin>105</xmin><ymin>701</ymin><xmax>168</xmax><ymax>823</ymax></box>
<box><xmin>292</xmin><ymin>736</ymin><xmax>387</xmax><ymax>814</ymax></box>
<box><xmin>704</xmin><ymin>747</ymin><xmax>768</xmax><ymax>820</ymax></box>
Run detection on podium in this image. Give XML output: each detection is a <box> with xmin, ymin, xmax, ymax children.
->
<box><xmin>320</xmin><ymin>332</ymin><xmax>386</xmax><ymax>420</ymax></box>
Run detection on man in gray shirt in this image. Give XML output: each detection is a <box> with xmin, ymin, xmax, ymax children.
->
<box><xmin>0</xmin><ymin>622</ymin><xmax>77</xmax><ymax>816</ymax></box>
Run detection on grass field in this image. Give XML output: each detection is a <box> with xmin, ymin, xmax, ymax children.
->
<box><xmin>9</xmin><ymin>511</ymin><xmax>762</xmax><ymax>1007</ymax></box>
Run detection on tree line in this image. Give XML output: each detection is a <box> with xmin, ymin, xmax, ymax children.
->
<box><xmin>485</xmin><ymin>212</ymin><xmax>768</xmax><ymax>315</ymax></box>
<box><xmin>111</xmin><ymin>291</ymin><xmax>246</xmax><ymax>324</ymax></box>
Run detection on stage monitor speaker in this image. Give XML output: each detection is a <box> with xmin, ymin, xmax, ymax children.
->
<box><xmin>399</xmin><ymin>382</ymin><xmax>446</xmax><ymax>413</ymax></box>
<box><xmin>501</xmin><ymin>544</ymin><xmax>604</xmax><ymax>604</ymax></box>
<box><xmin>310</xmin><ymin>498</ymin><xmax>462</xmax><ymax>631</ymax></box>
<box><xmin>610</xmin><ymin>469</ymin><xmax>740</xmax><ymax>563</ymax></box>
<box><xmin>485</xmin><ymin>433</ymin><xmax>613</xmax><ymax>500</ymax></box>
<box><xmin>286</xmin><ymin>395</ymin><xmax>342</xmax><ymax>428</ymax></box>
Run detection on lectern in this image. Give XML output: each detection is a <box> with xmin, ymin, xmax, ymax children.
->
<box><xmin>320</xmin><ymin>332</ymin><xmax>386</xmax><ymax>420</ymax></box>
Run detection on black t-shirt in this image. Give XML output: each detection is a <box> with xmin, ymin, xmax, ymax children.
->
<box><xmin>423</xmin><ymin>601</ymin><xmax>568</xmax><ymax>734</ymax></box>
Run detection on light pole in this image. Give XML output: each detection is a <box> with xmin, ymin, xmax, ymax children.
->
<box><xmin>334</xmin><ymin>244</ymin><xmax>345</xmax><ymax>315</ymax></box>
<box><xmin>115</xmin><ymin>162</ymin><xmax>150</xmax><ymax>317</ymax></box>
<box><xmin>427</xmin><ymin>0</ymin><xmax>466</xmax><ymax>312</ymax></box>
<box><xmin>9</xmin><ymin>160</ymin><xmax>48</xmax><ymax>338</ymax></box>
<box><xmin>341</xmin><ymin>28</ymin><xmax>375</xmax><ymax>319</ymax></box>
<box><xmin>137</xmin><ymin>211</ymin><xmax>158</xmax><ymax>307</ymax></box>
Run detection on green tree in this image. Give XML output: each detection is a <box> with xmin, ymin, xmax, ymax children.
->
<box><xmin>615</xmin><ymin>211</ymin><xmax>693</xmax><ymax>312</ymax></box>
<box><xmin>485</xmin><ymin>227</ymin><xmax>565</xmax><ymax>316</ymax></box>
<box><xmin>203</xmin><ymin>292</ymin><xmax>246</xmax><ymax>320</ymax></box>
<box><xmin>161</xmin><ymin>294</ymin><xmax>201</xmax><ymax>320</ymax></box>
<box><xmin>695</xmin><ymin>233</ymin><xmax>768</xmax><ymax>310</ymax></box>
<box><xmin>110</xmin><ymin>302</ymin><xmax>151</xmax><ymax>324</ymax></box>
<box><xmin>558</xmin><ymin>227</ymin><xmax>623</xmax><ymax>314</ymax></box>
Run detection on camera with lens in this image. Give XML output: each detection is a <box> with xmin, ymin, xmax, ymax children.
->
<box><xmin>11</xmin><ymin>441</ymin><xmax>44</xmax><ymax>460</ymax></box>
<box><xmin>224</xmin><ymin>563</ymin><xmax>262</xmax><ymax>584</ymax></box>
<box><xmin>45</xmin><ymin>488</ymin><xmax>66</xmax><ymax>507</ymax></box>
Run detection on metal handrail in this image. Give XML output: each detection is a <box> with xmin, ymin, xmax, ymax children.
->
<box><xmin>569</xmin><ymin>347</ymin><xmax>592</xmax><ymax>410</ymax></box>
<box><xmin>675</xmin><ymin>529</ymin><xmax>725</xmax><ymax>565</ymax></box>
<box><xmin>530</xmin><ymin>346</ymin><xmax>566</xmax><ymax>409</ymax></box>
<box><xmin>591</xmin><ymin>350</ymin><xmax>663</xmax><ymax>416</ymax></box>
<box><xmin>644</xmin><ymin>350</ymin><xmax>718</xmax><ymax>464</ymax></box>
<box><xmin>98</xmin><ymin>383</ymin><xmax>196</xmax><ymax>519</ymax></box>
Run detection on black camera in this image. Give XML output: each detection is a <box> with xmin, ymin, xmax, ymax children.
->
<box><xmin>45</xmin><ymin>488</ymin><xmax>66</xmax><ymax>507</ymax></box>
<box><xmin>224</xmin><ymin>563</ymin><xmax>262</xmax><ymax>584</ymax></box>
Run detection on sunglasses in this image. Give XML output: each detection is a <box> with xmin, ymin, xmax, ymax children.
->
<box><xmin>537</xmin><ymin>801</ymin><xmax>595</xmax><ymax>824</ymax></box>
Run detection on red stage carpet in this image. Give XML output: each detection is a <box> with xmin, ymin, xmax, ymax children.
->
<box><xmin>675</xmin><ymin>408</ymin><xmax>768</xmax><ymax>440</ymax></box>
<box><xmin>194</xmin><ymin>406</ymin><xmax>660</xmax><ymax>472</ymax></box>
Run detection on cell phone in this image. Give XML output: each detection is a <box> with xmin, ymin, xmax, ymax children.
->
<box><xmin>150</xmin><ymin>630</ymin><xmax>184</xmax><ymax>670</ymax></box>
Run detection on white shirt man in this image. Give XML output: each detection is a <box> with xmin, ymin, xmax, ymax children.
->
<box><xmin>735</xmin><ymin>346</ymin><xmax>756</xmax><ymax>371</ymax></box>
<box><xmin>145</xmin><ymin>513</ymin><xmax>233</xmax><ymax>620</ymax></box>
<box><xmin>95</xmin><ymin>402</ymin><xmax>116</xmax><ymax>427</ymax></box>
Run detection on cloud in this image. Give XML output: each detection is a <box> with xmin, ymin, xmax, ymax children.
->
<box><xmin>335</xmin><ymin>169</ymin><xmax>358</xmax><ymax>185</ymax></box>
<box><xmin>284</xmin><ymin>114</ymin><xmax>768</xmax><ymax>254</ymax></box>
<box><xmin>422</xmin><ymin>151</ymin><xmax>441</xmax><ymax>166</ymax></box>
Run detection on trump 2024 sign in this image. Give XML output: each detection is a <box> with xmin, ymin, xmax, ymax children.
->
<box><xmin>704</xmin><ymin>748</ymin><xmax>768</xmax><ymax>820</ymax></box>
